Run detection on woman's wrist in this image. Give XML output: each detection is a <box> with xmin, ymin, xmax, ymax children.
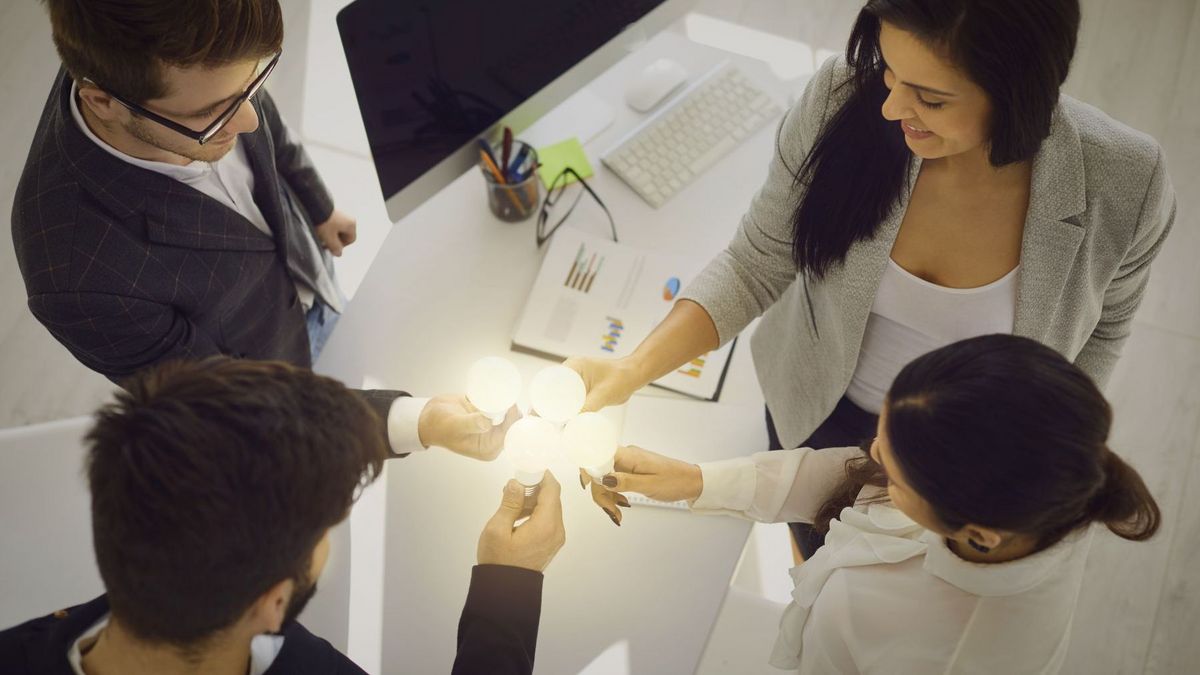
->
<box><xmin>622</xmin><ymin>352</ymin><xmax>655</xmax><ymax>388</ymax></box>
<box><xmin>685</xmin><ymin>463</ymin><xmax>704</xmax><ymax>502</ymax></box>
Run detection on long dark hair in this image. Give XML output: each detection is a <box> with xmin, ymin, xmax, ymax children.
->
<box><xmin>817</xmin><ymin>335</ymin><xmax>1160</xmax><ymax>550</ymax></box>
<box><xmin>790</xmin><ymin>0</ymin><xmax>1080</xmax><ymax>278</ymax></box>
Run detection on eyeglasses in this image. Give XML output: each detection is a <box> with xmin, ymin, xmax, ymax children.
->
<box><xmin>87</xmin><ymin>52</ymin><xmax>281</xmax><ymax>145</ymax></box>
<box><xmin>537</xmin><ymin>167</ymin><xmax>619</xmax><ymax>248</ymax></box>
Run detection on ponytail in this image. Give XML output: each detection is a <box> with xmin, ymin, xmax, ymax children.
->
<box><xmin>1090</xmin><ymin>449</ymin><xmax>1161</xmax><ymax>541</ymax></box>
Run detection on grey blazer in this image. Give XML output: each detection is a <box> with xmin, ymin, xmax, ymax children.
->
<box><xmin>681</xmin><ymin>57</ymin><xmax>1176</xmax><ymax>449</ymax></box>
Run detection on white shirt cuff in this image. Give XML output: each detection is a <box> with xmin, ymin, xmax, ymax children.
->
<box><xmin>691</xmin><ymin>457</ymin><xmax>757</xmax><ymax>511</ymax></box>
<box><xmin>387</xmin><ymin>397</ymin><xmax>431</xmax><ymax>455</ymax></box>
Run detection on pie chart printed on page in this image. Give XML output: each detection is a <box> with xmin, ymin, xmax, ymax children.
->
<box><xmin>663</xmin><ymin>277</ymin><xmax>681</xmax><ymax>301</ymax></box>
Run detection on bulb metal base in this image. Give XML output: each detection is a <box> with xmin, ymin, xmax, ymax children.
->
<box><xmin>520</xmin><ymin>483</ymin><xmax>540</xmax><ymax>519</ymax></box>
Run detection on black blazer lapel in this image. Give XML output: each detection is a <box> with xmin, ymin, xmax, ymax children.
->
<box><xmin>241</xmin><ymin>106</ymin><xmax>332</xmax><ymax>301</ymax></box>
<box><xmin>51</xmin><ymin>69</ymin><xmax>276</xmax><ymax>253</ymax></box>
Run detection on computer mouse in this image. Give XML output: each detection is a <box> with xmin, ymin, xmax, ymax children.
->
<box><xmin>625</xmin><ymin>58</ymin><xmax>690</xmax><ymax>113</ymax></box>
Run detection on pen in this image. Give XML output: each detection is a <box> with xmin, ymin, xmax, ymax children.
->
<box><xmin>501</xmin><ymin>127</ymin><xmax>513</xmax><ymax>176</ymax></box>
<box><xmin>520</xmin><ymin>161</ymin><xmax>542</xmax><ymax>183</ymax></box>
<box><xmin>507</xmin><ymin>145</ymin><xmax>531</xmax><ymax>181</ymax></box>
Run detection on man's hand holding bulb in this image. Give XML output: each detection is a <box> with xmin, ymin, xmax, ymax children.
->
<box><xmin>416</xmin><ymin>395</ymin><xmax>520</xmax><ymax>461</ymax></box>
<box><xmin>478</xmin><ymin>473</ymin><xmax>566</xmax><ymax>572</ymax></box>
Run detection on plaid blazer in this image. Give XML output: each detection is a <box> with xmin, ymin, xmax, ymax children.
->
<box><xmin>11</xmin><ymin>69</ymin><xmax>336</xmax><ymax>382</ymax></box>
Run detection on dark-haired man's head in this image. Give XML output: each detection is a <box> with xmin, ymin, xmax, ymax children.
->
<box><xmin>85</xmin><ymin>358</ymin><xmax>388</xmax><ymax>652</ymax></box>
<box><xmin>44</xmin><ymin>0</ymin><xmax>283</xmax><ymax>163</ymax></box>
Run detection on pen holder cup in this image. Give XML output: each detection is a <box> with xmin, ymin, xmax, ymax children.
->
<box><xmin>480</xmin><ymin>142</ymin><xmax>540</xmax><ymax>223</ymax></box>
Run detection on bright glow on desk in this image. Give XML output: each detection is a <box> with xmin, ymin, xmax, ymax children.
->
<box><xmin>466</xmin><ymin>357</ymin><xmax>522</xmax><ymax>425</ymax></box>
<box><xmin>684</xmin><ymin>13</ymin><xmax>815</xmax><ymax>80</ymax></box>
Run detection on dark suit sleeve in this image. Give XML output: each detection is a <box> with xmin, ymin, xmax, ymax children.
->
<box><xmin>452</xmin><ymin>565</ymin><xmax>544</xmax><ymax>675</ymax></box>
<box><xmin>354</xmin><ymin>389</ymin><xmax>415</xmax><ymax>459</ymax></box>
<box><xmin>28</xmin><ymin>291</ymin><xmax>222</xmax><ymax>383</ymax></box>
<box><xmin>255</xmin><ymin>91</ymin><xmax>335</xmax><ymax>228</ymax></box>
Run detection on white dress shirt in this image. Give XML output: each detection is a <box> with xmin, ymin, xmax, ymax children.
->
<box><xmin>694</xmin><ymin>448</ymin><xmax>1094</xmax><ymax>674</ymax></box>
<box><xmin>68</xmin><ymin>613</ymin><xmax>285</xmax><ymax>675</ymax></box>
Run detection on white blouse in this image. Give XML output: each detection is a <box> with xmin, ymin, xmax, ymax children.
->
<box><xmin>845</xmin><ymin>260</ymin><xmax>1020</xmax><ymax>414</ymax></box>
<box><xmin>692</xmin><ymin>448</ymin><xmax>1094</xmax><ymax>674</ymax></box>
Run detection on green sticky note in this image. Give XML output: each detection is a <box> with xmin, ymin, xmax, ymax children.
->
<box><xmin>536</xmin><ymin>137</ymin><xmax>593</xmax><ymax>188</ymax></box>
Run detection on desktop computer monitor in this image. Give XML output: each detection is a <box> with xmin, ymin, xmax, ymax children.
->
<box><xmin>337</xmin><ymin>0</ymin><xmax>694</xmax><ymax>223</ymax></box>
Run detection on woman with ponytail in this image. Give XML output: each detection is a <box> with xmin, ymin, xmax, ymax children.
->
<box><xmin>567</xmin><ymin>0</ymin><xmax>1175</xmax><ymax>557</ymax></box>
<box><xmin>589</xmin><ymin>335</ymin><xmax>1160</xmax><ymax>672</ymax></box>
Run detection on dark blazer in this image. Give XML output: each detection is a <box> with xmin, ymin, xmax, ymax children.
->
<box><xmin>0</xmin><ymin>565</ymin><xmax>542</xmax><ymax>674</ymax></box>
<box><xmin>11</xmin><ymin>69</ymin><xmax>338</xmax><ymax>382</ymax></box>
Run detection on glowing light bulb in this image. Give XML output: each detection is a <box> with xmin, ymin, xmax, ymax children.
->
<box><xmin>562</xmin><ymin>412</ymin><xmax>618</xmax><ymax>480</ymax></box>
<box><xmin>529</xmin><ymin>365</ymin><xmax>586</xmax><ymax>425</ymax></box>
<box><xmin>504</xmin><ymin>416</ymin><xmax>560</xmax><ymax>517</ymax></box>
<box><xmin>466</xmin><ymin>357</ymin><xmax>522</xmax><ymax>425</ymax></box>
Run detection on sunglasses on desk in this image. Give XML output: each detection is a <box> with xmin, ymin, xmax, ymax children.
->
<box><xmin>537</xmin><ymin>167</ymin><xmax>619</xmax><ymax>248</ymax></box>
<box><xmin>83</xmin><ymin>52</ymin><xmax>281</xmax><ymax>146</ymax></box>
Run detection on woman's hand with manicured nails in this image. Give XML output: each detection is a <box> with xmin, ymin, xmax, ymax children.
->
<box><xmin>580</xmin><ymin>445</ymin><xmax>704</xmax><ymax>525</ymax></box>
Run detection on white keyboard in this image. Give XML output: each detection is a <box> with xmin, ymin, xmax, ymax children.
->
<box><xmin>602</xmin><ymin>62</ymin><xmax>783</xmax><ymax>208</ymax></box>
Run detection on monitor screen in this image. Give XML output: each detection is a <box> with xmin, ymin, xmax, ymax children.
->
<box><xmin>337</xmin><ymin>0</ymin><xmax>674</xmax><ymax>216</ymax></box>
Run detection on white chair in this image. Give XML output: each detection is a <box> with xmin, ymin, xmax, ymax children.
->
<box><xmin>696</xmin><ymin>522</ymin><xmax>797</xmax><ymax>674</ymax></box>
<box><xmin>0</xmin><ymin>415</ymin><xmax>358</xmax><ymax>661</ymax></box>
<box><xmin>0</xmin><ymin>416</ymin><xmax>103</xmax><ymax>629</ymax></box>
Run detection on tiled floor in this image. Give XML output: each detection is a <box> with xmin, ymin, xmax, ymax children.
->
<box><xmin>1</xmin><ymin>1</ymin><xmax>1197</xmax><ymax>673</ymax></box>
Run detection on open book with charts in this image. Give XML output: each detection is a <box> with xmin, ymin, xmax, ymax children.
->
<box><xmin>511</xmin><ymin>228</ymin><xmax>736</xmax><ymax>400</ymax></box>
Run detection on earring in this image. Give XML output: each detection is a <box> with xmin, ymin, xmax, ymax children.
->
<box><xmin>967</xmin><ymin>539</ymin><xmax>991</xmax><ymax>554</ymax></box>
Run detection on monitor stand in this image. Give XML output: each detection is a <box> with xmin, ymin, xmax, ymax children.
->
<box><xmin>519</xmin><ymin>87</ymin><xmax>615</xmax><ymax>149</ymax></box>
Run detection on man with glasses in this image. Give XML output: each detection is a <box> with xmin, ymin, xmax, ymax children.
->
<box><xmin>12</xmin><ymin>0</ymin><xmax>358</xmax><ymax>380</ymax></box>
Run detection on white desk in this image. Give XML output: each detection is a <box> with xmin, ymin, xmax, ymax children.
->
<box><xmin>314</xmin><ymin>28</ymin><xmax>793</xmax><ymax>675</ymax></box>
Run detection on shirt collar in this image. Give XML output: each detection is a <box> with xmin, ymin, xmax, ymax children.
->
<box><xmin>920</xmin><ymin>526</ymin><xmax>1092</xmax><ymax>597</ymax></box>
<box><xmin>65</xmin><ymin>612</ymin><xmax>287</xmax><ymax>675</ymax></box>
<box><xmin>69</xmin><ymin>80</ymin><xmax>213</xmax><ymax>182</ymax></box>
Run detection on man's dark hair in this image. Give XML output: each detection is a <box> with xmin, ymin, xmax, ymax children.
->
<box><xmin>43</xmin><ymin>0</ymin><xmax>283</xmax><ymax>102</ymax></box>
<box><xmin>86</xmin><ymin>358</ymin><xmax>388</xmax><ymax>648</ymax></box>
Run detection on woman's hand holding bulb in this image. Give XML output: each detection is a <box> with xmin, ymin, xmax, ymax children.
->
<box><xmin>562</xmin><ymin>356</ymin><xmax>647</xmax><ymax>412</ymax></box>
<box><xmin>584</xmin><ymin>445</ymin><xmax>704</xmax><ymax>525</ymax></box>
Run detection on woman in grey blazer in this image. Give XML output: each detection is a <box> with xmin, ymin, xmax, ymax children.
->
<box><xmin>568</xmin><ymin>0</ymin><xmax>1175</xmax><ymax>555</ymax></box>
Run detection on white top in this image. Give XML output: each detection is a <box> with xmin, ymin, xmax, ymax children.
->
<box><xmin>69</xmin><ymin>82</ymin><xmax>341</xmax><ymax>312</ymax></box>
<box><xmin>693</xmin><ymin>448</ymin><xmax>1094</xmax><ymax>674</ymax></box>
<box><xmin>846</xmin><ymin>260</ymin><xmax>1020</xmax><ymax>414</ymax></box>
<box><xmin>68</xmin><ymin>613</ymin><xmax>285</xmax><ymax>675</ymax></box>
